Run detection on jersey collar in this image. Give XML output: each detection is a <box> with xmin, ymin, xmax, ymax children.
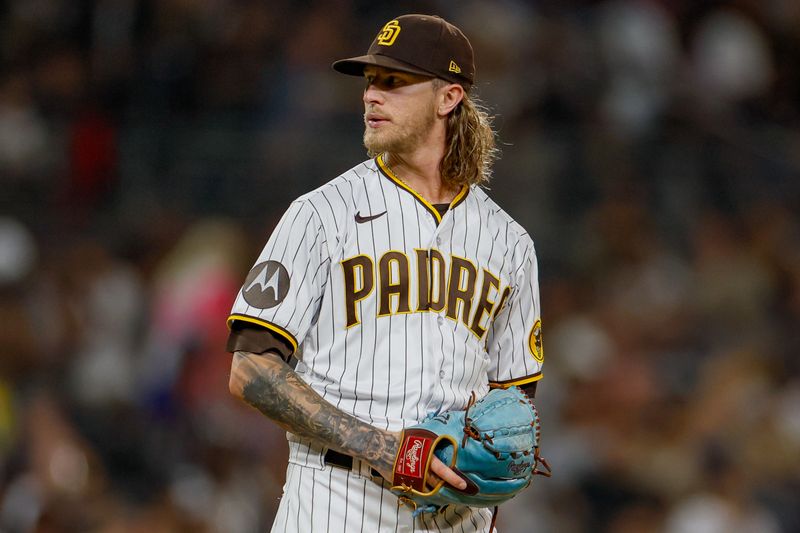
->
<box><xmin>376</xmin><ymin>154</ymin><xmax>469</xmax><ymax>225</ymax></box>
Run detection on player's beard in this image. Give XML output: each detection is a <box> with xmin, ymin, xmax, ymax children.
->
<box><xmin>363</xmin><ymin>101</ymin><xmax>437</xmax><ymax>157</ymax></box>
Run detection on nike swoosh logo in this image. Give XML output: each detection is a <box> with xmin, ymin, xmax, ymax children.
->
<box><xmin>355</xmin><ymin>211</ymin><xmax>387</xmax><ymax>223</ymax></box>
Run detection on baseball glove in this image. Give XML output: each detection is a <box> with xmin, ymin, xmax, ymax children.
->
<box><xmin>390</xmin><ymin>386</ymin><xmax>550</xmax><ymax>516</ymax></box>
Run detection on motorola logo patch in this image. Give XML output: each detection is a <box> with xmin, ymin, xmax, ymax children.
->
<box><xmin>242</xmin><ymin>261</ymin><xmax>290</xmax><ymax>309</ymax></box>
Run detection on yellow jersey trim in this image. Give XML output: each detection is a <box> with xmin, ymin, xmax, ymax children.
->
<box><xmin>227</xmin><ymin>314</ymin><xmax>299</xmax><ymax>354</ymax></box>
<box><xmin>489</xmin><ymin>372</ymin><xmax>543</xmax><ymax>388</ymax></box>
<box><xmin>376</xmin><ymin>154</ymin><xmax>469</xmax><ymax>225</ymax></box>
<box><xmin>450</xmin><ymin>185</ymin><xmax>469</xmax><ymax>210</ymax></box>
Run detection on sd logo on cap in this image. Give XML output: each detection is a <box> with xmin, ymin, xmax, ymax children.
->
<box><xmin>332</xmin><ymin>14</ymin><xmax>475</xmax><ymax>91</ymax></box>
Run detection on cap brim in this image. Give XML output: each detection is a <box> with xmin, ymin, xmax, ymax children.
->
<box><xmin>332</xmin><ymin>54</ymin><xmax>437</xmax><ymax>79</ymax></box>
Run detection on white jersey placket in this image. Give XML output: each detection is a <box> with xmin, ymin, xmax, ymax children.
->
<box><xmin>425</xmin><ymin>207</ymin><xmax>452</xmax><ymax>415</ymax></box>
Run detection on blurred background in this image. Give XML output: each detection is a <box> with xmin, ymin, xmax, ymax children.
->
<box><xmin>1</xmin><ymin>0</ymin><xmax>799</xmax><ymax>531</ymax></box>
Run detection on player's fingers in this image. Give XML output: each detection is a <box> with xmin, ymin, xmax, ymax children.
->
<box><xmin>430</xmin><ymin>456</ymin><xmax>467</xmax><ymax>490</ymax></box>
<box><xmin>426</xmin><ymin>471</ymin><xmax>442</xmax><ymax>489</ymax></box>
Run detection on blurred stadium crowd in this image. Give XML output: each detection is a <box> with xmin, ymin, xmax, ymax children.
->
<box><xmin>1</xmin><ymin>0</ymin><xmax>799</xmax><ymax>531</ymax></box>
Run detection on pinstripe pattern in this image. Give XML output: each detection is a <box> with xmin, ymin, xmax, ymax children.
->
<box><xmin>230</xmin><ymin>157</ymin><xmax>543</xmax><ymax>532</ymax></box>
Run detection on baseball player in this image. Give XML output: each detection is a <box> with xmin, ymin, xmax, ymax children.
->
<box><xmin>227</xmin><ymin>14</ymin><xmax>544</xmax><ymax>532</ymax></box>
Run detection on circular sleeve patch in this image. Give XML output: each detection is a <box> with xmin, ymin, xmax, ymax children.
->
<box><xmin>528</xmin><ymin>319</ymin><xmax>544</xmax><ymax>363</ymax></box>
<box><xmin>242</xmin><ymin>261</ymin><xmax>290</xmax><ymax>309</ymax></box>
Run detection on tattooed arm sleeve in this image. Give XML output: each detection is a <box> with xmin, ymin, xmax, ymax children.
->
<box><xmin>229</xmin><ymin>350</ymin><xmax>399</xmax><ymax>477</ymax></box>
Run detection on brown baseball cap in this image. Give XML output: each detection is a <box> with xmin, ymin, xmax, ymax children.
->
<box><xmin>332</xmin><ymin>14</ymin><xmax>475</xmax><ymax>90</ymax></box>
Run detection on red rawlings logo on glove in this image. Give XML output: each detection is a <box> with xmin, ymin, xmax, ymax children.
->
<box><xmin>396</xmin><ymin>435</ymin><xmax>432</xmax><ymax>478</ymax></box>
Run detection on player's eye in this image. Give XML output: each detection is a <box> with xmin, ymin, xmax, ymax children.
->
<box><xmin>364</xmin><ymin>72</ymin><xmax>407</xmax><ymax>91</ymax></box>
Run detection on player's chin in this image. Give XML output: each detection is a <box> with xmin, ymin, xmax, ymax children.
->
<box><xmin>363</xmin><ymin>131</ymin><xmax>390</xmax><ymax>153</ymax></box>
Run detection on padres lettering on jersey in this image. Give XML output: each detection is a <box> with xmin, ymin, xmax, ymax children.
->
<box><xmin>340</xmin><ymin>249</ymin><xmax>510</xmax><ymax>341</ymax></box>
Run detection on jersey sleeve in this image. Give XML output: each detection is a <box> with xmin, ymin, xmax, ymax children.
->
<box><xmin>227</xmin><ymin>199</ymin><xmax>330</xmax><ymax>357</ymax></box>
<box><xmin>485</xmin><ymin>239</ymin><xmax>544</xmax><ymax>388</ymax></box>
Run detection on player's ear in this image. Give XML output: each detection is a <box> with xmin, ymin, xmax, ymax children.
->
<box><xmin>436</xmin><ymin>82</ymin><xmax>464</xmax><ymax>117</ymax></box>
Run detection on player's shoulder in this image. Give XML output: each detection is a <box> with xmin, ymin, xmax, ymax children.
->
<box><xmin>469</xmin><ymin>186</ymin><xmax>534</xmax><ymax>249</ymax></box>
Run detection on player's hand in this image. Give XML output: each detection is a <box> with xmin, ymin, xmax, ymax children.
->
<box><xmin>377</xmin><ymin>455</ymin><xmax>465</xmax><ymax>490</ymax></box>
<box><xmin>372</xmin><ymin>432</ymin><xmax>466</xmax><ymax>491</ymax></box>
<box><xmin>427</xmin><ymin>455</ymin><xmax>467</xmax><ymax>491</ymax></box>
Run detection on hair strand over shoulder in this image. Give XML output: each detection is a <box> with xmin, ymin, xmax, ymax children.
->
<box><xmin>439</xmin><ymin>88</ymin><xmax>500</xmax><ymax>189</ymax></box>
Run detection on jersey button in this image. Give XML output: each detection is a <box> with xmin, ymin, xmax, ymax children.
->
<box><xmin>439</xmin><ymin>370</ymin><xmax>446</xmax><ymax>378</ymax></box>
<box><xmin>437</xmin><ymin>316</ymin><xmax>444</xmax><ymax>325</ymax></box>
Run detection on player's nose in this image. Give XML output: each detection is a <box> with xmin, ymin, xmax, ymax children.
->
<box><xmin>363</xmin><ymin>83</ymin><xmax>384</xmax><ymax>105</ymax></box>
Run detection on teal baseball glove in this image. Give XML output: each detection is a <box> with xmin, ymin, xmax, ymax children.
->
<box><xmin>390</xmin><ymin>386</ymin><xmax>551</xmax><ymax>516</ymax></box>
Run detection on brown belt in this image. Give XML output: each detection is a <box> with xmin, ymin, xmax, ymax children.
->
<box><xmin>324</xmin><ymin>449</ymin><xmax>381</xmax><ymax>478</ymax></box>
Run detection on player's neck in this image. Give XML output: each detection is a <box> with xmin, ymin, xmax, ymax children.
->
<box><xmin>385</xmin><ymin>149</ymin><xmax>458</xmax><ymax>205</ymax></box>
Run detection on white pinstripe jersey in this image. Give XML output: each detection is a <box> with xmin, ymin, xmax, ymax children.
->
<box><xmin>228</xmin><ymin>154</ymin><xmax>544</xmax><ymax>464</ymax></box>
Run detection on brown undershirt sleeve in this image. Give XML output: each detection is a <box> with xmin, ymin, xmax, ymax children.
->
<box><xmin>226</xmin><ymin>322</ymin><xmax>294</xmax><ymax>362</ymax></box>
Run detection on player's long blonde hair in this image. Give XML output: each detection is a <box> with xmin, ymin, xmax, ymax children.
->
<box><xmin>439</xmin><ymin>83</ymin><xmax>499</xmax><ymax>188</ymax></box>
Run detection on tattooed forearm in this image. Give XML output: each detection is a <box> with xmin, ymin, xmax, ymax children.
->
<box><xmin>231</xmin><ymin>351</ymin><xmax>399</xmax><ymax>475</ymax></box>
